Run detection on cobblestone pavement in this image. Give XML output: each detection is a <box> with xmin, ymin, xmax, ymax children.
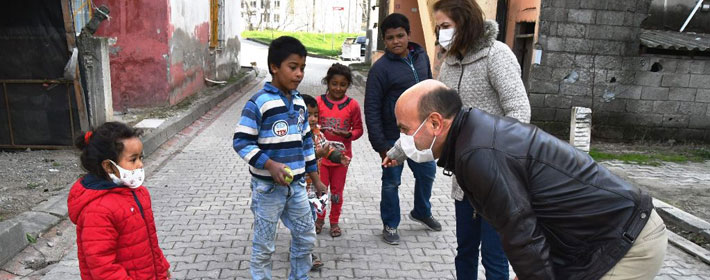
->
<box><xmin>38</xmin><ymin>41</ymin><xmax>710</xmax><ymax>279</ymax></box>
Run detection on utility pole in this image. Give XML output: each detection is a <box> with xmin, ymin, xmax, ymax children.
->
<box><xmin>377</xmin><ymin>0</ymin><xmax>387</xmax><ymax>51</ymax></box>
<box><xmin>365</xmin><ymin>0</ymin><xmax>373</xmax><ymax>63</ymax></box>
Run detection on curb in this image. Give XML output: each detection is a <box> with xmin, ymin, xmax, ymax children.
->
<box><xmin>351</xmin><ymin>70</ymin><xmax>366</xmax><ymax>89</ymax></box>
<box><xmin>245</xmin><ymin>38</ymin><xmax>338</xmax><ymax>60</ymax></box>
<box><xmin>0</xmin><ymin>69</ymin><xmax>259</xmax><ymax>267</ymax></box>
<box><xmin>141</xmin><ymin>69</ymin><xmax>257</xmax><ymax>157</ymax></box>
<box><xmin>653</xmin><ymin>198</ymin><xmax>710</xmax><ymax>265</ymax></box>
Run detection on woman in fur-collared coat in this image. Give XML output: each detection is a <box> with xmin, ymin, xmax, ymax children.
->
<box><xmin>433</xmin><ymin>0</ymin><xmax>531</xmax><ymax>279</ymax></box>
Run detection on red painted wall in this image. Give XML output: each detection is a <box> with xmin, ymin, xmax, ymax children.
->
<box><xmin>95</xmin><ymin>0</ymin><xmax>170</xmax><ymax>111</ymax></box>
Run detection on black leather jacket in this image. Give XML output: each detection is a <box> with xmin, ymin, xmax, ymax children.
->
<box><xmin>437</xmin><ymin>108</ymin><xmax>653</xmax><ymax>280</ymax></box>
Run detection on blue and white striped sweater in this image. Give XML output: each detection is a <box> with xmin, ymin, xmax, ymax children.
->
<box><xmin>233</xmin><ymin>82</ymin><xmax>317</xmax><ymax>182</ymax></box>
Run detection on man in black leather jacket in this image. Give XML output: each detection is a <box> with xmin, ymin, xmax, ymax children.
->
<box><xmin>385</xmin><ymin>80</ymin><xmax>668</xmax><ymax>280</ymax></box>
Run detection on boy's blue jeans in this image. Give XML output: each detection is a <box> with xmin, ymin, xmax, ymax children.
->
<box><xmin>380</xmin><ymin>141</ymin><xmax>436</xmax><ymax>228</ymax></box>
<box><xmin>455</xmin><ymin>197</ymin><xmax>509</xmax><ymax>280</ymax></box>
<box><xmin>250</xmin><ymin>178</ymin><xmax>315</xmax><ymax>280</ymax></box>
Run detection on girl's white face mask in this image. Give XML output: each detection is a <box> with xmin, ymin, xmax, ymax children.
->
<box><xmin>438</xmin><ymin>28</ymin><xmax>455</xmax><ymax>50</ymax></box>
<box><xmin>108</xmin><ymin>160</ymin><xmax>144</xmax><ymax>189</ymax></box>
<box><xmin>400</xmin><ymin>117</ymin><xmax>437</xmax><ymax>163</ymax></box>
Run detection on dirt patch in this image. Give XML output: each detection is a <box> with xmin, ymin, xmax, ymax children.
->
<box><xmin>0</xmin><ymin>149</ymin><xmax>83</xmax><ymax>222</ymax></box>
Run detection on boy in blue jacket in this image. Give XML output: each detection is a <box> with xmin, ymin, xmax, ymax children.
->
<box><xmin>364</xmin><ymin>13</ymin><xmax>441</xmax><ymax>246</ymax></box>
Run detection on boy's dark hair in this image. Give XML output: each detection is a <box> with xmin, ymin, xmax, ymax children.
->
<box><xmin>418</xmin><ymin>87</ymin><xmax>462</xmax><ymax>121</ymax></box>
<box><xmin>302</xmin><ymin>94</ymin><xmax>317</xmax><ymax>108</ymax></box>
<box><xmin>380</xmin><ymin>13</ymin><xmax>410</xmax><ymax>39</ymax></box>
<box><xmin>74</xmin><ymin>122</ymin><xmax>143</xmax><ymax>179</ymax></box>
<box><xmin>267</xmin><ymin>36</ymin><xmax>307</xmax><ymax>75</ymax></box>
<box><xmin>321</xmin><ymin>63</ymin><xmax>352</xmax><ymax>87</ymax></box>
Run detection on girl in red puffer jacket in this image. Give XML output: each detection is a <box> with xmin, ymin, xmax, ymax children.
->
<box><xmin>68</xmin><ymin>122</ymin><xmax>170</xmax><ymax>280</ymax></box>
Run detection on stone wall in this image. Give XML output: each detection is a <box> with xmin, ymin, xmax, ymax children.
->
<box><xmin>530</xmin><ymin>0</ymin><xmax>710</xmax><ymax>142</ymax></box>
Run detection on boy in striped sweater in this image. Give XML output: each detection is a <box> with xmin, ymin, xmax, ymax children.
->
<box><xmin>233</xmin><ymin>36</ymin><xmax>326</xmax><ymax>280</ymax></box>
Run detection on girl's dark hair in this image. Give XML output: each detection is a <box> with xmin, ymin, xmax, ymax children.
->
<box><xmin>321</xmin><ymin>63</ymin><xmax>352</xmax><ymax>87</ymax></box>
<box><xmin>74</xmin><ymin>122</ymin><xmax>142</xmax><ymax>179</ymax></box>
<box><xmin>433</xmin><ymin>0</ymin><xmax>485</xmax><ymax>60</ymax></box>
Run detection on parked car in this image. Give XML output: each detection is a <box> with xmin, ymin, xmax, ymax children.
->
<box><xmin>355</xmin><ymin>36</ymin><xmax>368</xmax><ymax>57</ymax></box>
<box><xmin>341</xmin><ymin>36</ymin><xmax>369</xmax><ymax>61</ymax></box>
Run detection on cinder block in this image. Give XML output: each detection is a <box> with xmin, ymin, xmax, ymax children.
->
<box><xmin>581</xmin><ymin>0</ymin><xmax>607</xmax><ymax>9</ymax></box>
<box><xmin>661</xmin><ymin>74</ymin><xmax>690</xmax><ymax>87</ymax></box>
<box><xmin>653</xmin><ymin>101</ymin><xmax>680</xmax><ymax>114</ymax></box>
<box><xmin>689</xmin><ymin>115</ymin><xmax>710</xmax><ymax>129</ymax></box>
<box><xmin>634</xmin><ymin>113</ymin><xmax>663</xmax><ymax>126</ymax></box>
<box><xmin>586</xmin><ymin>25</ymin><xmax>613</xmax><ymax>40</ymax></box>
<box><xmin>679</xmin><ymin>101</ymin><xmax>707</xmax><ymax>116</ymax></box>
<box><xmin>571</xmin><ymin>96</ymin><xmax>593</xmax><ymax>108</ymax></box>
<box><xmin>596</xmin><ymin>10</ymin><xmax>625</xmax><ymax>25</ymax></box>
<box><xmin>595</xmin><ymin>55</ymin><xmax>623</xmax><ymax>69</ymax></box>
<box><xmin>641</xmin><ymin>87</ymin><xmax>669</xmax><ymax>100</ymax></box>
<box><xmin>676</xmin><ymin>60</ymin><xmax>692</xmax><ymax>74</ymax></box>
<box><xmin>595</xmin><ymin>99</ymin><xmax>627</xmax><ymax>112</ymax></box>
<box><xmin>531</xmin><ymin>65</ymin><xmax>553</xmax><ymax>81</ymax></box>
<box><xmin>560</xmin><ymin>83</ymin><xmax>593</xmax><ymax>96</ymax></box>
<box><xmin>557</xmin><ymin>23</ymin><xmax>586</xmax><ymax>38</ymax></box>
<box><xmin>611</xmin><ymin>85</ymin><xmax>642</xmax><ymax>99</ymax></box>
<box><xmin>545</xmin><ymin>52</ymin><xmax>576</xmax><ymax>67</ymax></box>
<box><xmin>689</xmin><ymin>74</ymin><xmax>710</xmax><ymax>89</ymax></box>
<box><xmin>565</xmin><ymin>0</ymin><xmax>581</xmax><ymax>9</ymax></box>
<box><xmin>697</xmin><ymin>89</ymin><xmax>710</xmax><ymax>103</ymax></box>
<box><xmin>529</xmin><ymin>94</ymin><xmax>547</xmax><ymax>107</ymax></box>
<box><xmin>635</xmin><ymin>72</ymin><xmax>663</xmax><ymax>87</ymax></box>
<box><xmin>529</xmin><ymin>80</ymin><xmax>560</xmax><ymax>94</ymax></box>
<box><xmin>545</xmin><ymin>95</ymin><xmax>573</xmax><ymax>108</ymax></box>
<box><xmin>690</xmin><ymin>60</ymin><xmax>705</xmax><ymax>74</ymax></box>
<box><xmin>0</xmin><ymin>220</ymin><xmax>29</xmax><ymax>266</ymax></box>
<box><xmin>669</xmin><ymin>88</ymin><xmax>697</xmax><ymax>101</ymax></box>
<box><xmin>626</xmin><ymin>100</ymin><xmax>654</xmax><ymax>113</ymax></box>
<box><xmin>661</xmin><ymin>114</ymin><xmax>689</xmax><ymax>128</ymax></box>
<box><xmin>543</xmin><ymin>36</ymin><xmax>566</xmax><ymax>52</ymax></box>
<box><xmin>568</xmin><ymin>9</ymin><xmax>596</xmax><ymax>24</ymax></box>
<box><xmin>554</xmin><ymin>108</ymin><xmax>572</xmax><ymax>121</ymax></box>
<box><xmin>593</xmin><ymin>40</ymin><xmax>623</xmax><ymax>55</ymax></box>
<box><xmin>565</xmin><ymin>38</ymin><xmax>594</xmax><ymax>53</ymax></box>
<box><xmin>541</xmin><ymin>7</ymin><xmax>568</xmax><ymax>22</ymax></box>
<box><xmin>611</xmin><ymin>26</ymin><xmax>636</xmax><ymax>41</ymax></box>
<box><xmin>574</xmin><ymin>55</ymin><xmax>594</xmax><ymax>67</ymax></box>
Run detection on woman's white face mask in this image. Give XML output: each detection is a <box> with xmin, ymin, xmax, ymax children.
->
<box><xmin>438</xmin><ymin>28</ymin><xmax>455</xmax><ymax>50</ymax></box>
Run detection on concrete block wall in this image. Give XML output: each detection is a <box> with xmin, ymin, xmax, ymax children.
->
<box><xmin>530</xmin><ymin>0</ymin><xmax>710</xmax><ymax>142</ymax></box>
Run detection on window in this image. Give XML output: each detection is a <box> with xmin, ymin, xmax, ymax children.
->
<box><xmin>250</xmin><ymin>1</ymin><xmax>256</xmax><ymax>7</ymax></box>
<box><xmin>274</xmin><ymin>14</ymin><xmax>280</xmax><ymax>23</ymax></box>
<box><xmin>275</xmin><ymin>0</ymin><xmax>280</xmax><ymax>8</ymax></box>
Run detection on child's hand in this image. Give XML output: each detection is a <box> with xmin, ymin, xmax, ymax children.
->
<box><xmin>265</xmin><ymin>160</ymin><xmax>291</xmax><ymax>186</ymax></box>
<box><xmin>166</xmin><ymin>270</ymin><xmax>171</xmax><ymax>279</ymax></box>
<box><xmin>340</xmin><ymin>155</ymin><xmax>351</xmax><ymax>166</ymax></box>
<box><xmin>382</xmin><ymin>156</ymin><xmax>401</xmax><ymax>168</ymax></box>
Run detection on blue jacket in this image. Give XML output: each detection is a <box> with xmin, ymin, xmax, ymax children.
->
<box><xmin>364</xmin><ymin>42</ymin><xmax>432</xmax><ymax>153</ymax></box>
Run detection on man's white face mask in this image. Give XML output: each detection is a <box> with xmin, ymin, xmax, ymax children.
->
<box><xmin>400</xmin><ymin>116</ymin><xmax>436</xmax><ymax>163</ymax></box>
<box><xmin>438</xmin><ymin>28</ymin><xmax>455</xmax><ymax>50</ymax></box>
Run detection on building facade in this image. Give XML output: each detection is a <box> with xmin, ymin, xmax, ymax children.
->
<box><xmin>94</xmin><ymin>0</ymin><xmax>242</xmax><ymax>111</ymax></box>
<box><xmin>241</xmin><ymin>0</ymin><xmax>365</xmax><ymax>33</ymax></box>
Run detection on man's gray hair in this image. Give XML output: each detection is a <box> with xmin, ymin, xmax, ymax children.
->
<box><xmin>418</xmin><ymin>86</ymin><xmax>462</xmax><ymax>121</ymax></box>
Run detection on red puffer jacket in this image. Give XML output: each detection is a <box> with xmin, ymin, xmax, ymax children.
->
<box><xmin>68</xmin><ymin>174</ymin><xmax>170</xmax><ymax>280</ymax></box>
